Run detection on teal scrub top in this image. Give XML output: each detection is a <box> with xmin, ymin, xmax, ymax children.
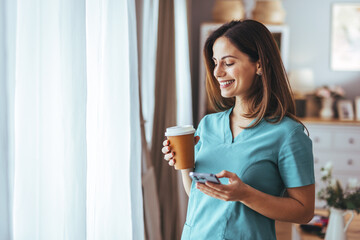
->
<box><xmin>181</xmin><ymin>108</ymin><xmax>314</xmax><ymax>240</ymax></box>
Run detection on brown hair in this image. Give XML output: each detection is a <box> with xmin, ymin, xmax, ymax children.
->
<box><xmin>204</xmin><ymin>20</ymin><xmax>302</xmax><ymax>128</ymax></box>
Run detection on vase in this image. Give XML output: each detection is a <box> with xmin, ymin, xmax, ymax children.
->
<box><xmin>325</xmin><ymin>208</ymin><xmax>355</xmax><ymax>240</ymax></box>
<box><xmin>320</xmin><ymin>98</ymin><xmax>334</xmax><ymax>119</ymax></box>
<box><xmin>251</xmin><ymin>0</ymin><xmax>286</xmax><ymax>25</ymax></box>
<box><xmin>212</xmin><ymin>0</ymin><xmax>245</xmax><ymax>23</ymax></box>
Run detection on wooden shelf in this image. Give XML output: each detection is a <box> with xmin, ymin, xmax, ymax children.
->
<box><xmin>300</xmin><ymin>117</ymin><xmax>360</xmax><ymax>126</ymax></box>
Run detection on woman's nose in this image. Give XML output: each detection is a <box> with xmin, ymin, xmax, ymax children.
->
<box><xmin>214</xmin><ymin>65</ymin><xmax>225</xmax><ymax>78</ymax></box>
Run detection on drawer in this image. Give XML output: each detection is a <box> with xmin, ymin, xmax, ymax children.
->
<box><xmin>331</xmin><ymin>153</ymin><xmax>360</xmax><ymax>176</ymax></box>
<box><xmin>308</xmin><ymin>130</ymin><xmax>332</xmax><ymax>149</ymax></box>
<box><xmin>313</xmin><ymin>152</ymin><xmax>360</xmax><ymax>176</ymax></box>
<box><xmin>333</xmin><ymin>132</ymin><xmax>360</xmax><ymax>151</ymax></box>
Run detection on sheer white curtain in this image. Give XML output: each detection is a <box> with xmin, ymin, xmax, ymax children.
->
<box><xmin>0</xmin><ymin>0</ymin><xmax>16</xmax><ymax>239</ymax></box>
<box><xmin>174</xmin><ymin>0</ymin><xmax>193</xmax><ymax>127</ymax></box>
<box><xmin>10</xmin><ymin>1</ymin><xmax>88</xmax><ymax>238</ymax></box>
<box><xmin>140</xmin><ymin>0</ymin><xmax>159</xmax><ymax>147</ymax></box>
<box><xmin>174</xmin><ymin>0</ymin><xmax>193</xmax><ymax>236</ymax></box>
<box><xmin>86</xmin><ymin>0</ymin><xmax>144</xmax><ymax>239</ymax></box>
<box><xmin>0</xmin><ymin>0</ymin><xmax>143</xmax><ymax>239</ymax></box>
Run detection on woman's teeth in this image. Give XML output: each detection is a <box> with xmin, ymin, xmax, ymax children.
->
<box><xmin>220</xmin><ymin>80</ymin><xmax>235</xmax><ymax>87</ymax></box>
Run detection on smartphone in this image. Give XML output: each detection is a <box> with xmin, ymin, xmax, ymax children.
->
<box><xmin>189</xmin><ymin>172</ymin><xmax>220</xmax><ymax>184</ymax></box>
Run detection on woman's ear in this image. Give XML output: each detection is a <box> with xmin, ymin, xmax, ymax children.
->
<box><xmin>256</xmin><ymin>61</ymin><xmax>262</xmax><ymax>76</ymax></box>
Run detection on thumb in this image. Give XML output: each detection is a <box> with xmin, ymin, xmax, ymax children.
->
<box><xmin>216</xmin><ymin>170</ymin><xmax>237</xmax><ymax>179</ymax></box>
<box><xmin>194</xmin><ymin>136</ymin><xmax>200</xmax><ymax>145</ymax></box>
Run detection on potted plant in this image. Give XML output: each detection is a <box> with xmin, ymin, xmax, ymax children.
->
<box><xmin>317</xmin><ymin>162</ymin><xmax>360</xmax><ymax>240</ymax></box>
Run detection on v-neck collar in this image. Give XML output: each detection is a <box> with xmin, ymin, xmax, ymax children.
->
<box><xmin>224</xmin><ymin>107</ymin><xmax>259</xmax><ymax>144</ymax></box>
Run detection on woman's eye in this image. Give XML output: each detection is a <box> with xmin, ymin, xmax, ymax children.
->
<box><xmin>225</xmin><ymin>63</ymin><xmax>234</xmax><ymax>67</ymax></box>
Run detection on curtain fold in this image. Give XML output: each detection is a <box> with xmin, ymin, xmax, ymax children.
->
<box><xmin>140</xmin><ymin>0</ymin><xmax>159</xmax><ymax>147</ymax></box>
<box><xmin>150</xmin><ymin>0</ymin><xmax>193</xmax><ymax>239</ymax></box>
<box><xmin>174</xmin><ymin>0</ymin><xmax>193</xmax><ymax>235</ymax></box>
<box><xmin>136</xmin><ymin>0</ymin><xmax>163</xmax><ymax>239</ymax></box>
<box><xmin>151</xmin><ymin>0</ymin><xmax>179</xmax><ymax>239</ymax></box>
<box><xmin>0</xmin><ymin>0</ymin><xmax>16</xmax><ymax>239</ymax></box>
<box><xmin>127</xmin><ymin>1</ymin><xmax>145</xmax><ymax>239</ymax></box>
<box><xmin>86</xmin><ymin>0</ymin><xmax>144</xmax><ymax>239</ymax></box>
<box><xmin>0</xmin><ymin>1</ymin><xmax>12</xmax><ymax>239</ymax></box>
<box><xmin>12</xmin><ymin>0</ymin><xmax>87</xmax><ymax>238</ymax></box>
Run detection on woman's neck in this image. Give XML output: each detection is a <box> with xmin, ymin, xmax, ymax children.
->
<box><xmin>232</xmin><ymin>97</ymin><xmax>246</xmax><ymax>117</ymax></box>
<box><xmin>231</xmin><ymin>97</ymin><xmax>253</xmax><ymax>125</ymax></box>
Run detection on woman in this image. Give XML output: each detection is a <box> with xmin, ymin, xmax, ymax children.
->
<box><xmin>162</xmin><ymin>20</ymin><xmax>315</xmax><ymax>240</ymax></box>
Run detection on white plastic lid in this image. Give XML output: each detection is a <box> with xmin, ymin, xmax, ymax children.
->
<box><xmin>165</xmin><ymin>125</ymin><xmax>195</xmax><ymax>136</ymax></box>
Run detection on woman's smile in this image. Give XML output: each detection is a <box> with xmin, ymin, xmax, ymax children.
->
<box><xmin>219</xmin><ymin>80</ymin><xmax>235</xmax><ymax>88</ymax></box>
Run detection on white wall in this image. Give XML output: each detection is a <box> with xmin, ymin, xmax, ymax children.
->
<box><xmin>283</xmin><ymin>0</ymin><xmax>360</xmax><ymax>100</ymax></box>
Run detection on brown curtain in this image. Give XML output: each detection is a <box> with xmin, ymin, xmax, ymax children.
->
<box><xmin>150</xmin><ymin>0</ymin><xmax>184</xmax><ymax>239</ymax></box>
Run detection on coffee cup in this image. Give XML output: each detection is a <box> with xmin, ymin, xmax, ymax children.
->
<box><xmin>165</xmin><ymin>125</ymin><xmax>196</xmax><ymax>170</ymax></box>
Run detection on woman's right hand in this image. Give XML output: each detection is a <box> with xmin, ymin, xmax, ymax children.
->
<box><xmin>162</xmin><ymin>136</ymin><xmax>200</xmax><ymax>167</ymax></box>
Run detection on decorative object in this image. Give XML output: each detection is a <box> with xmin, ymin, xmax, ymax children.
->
<box><xmin>318</xmin><ymin>162</ymin><xmax>360</xmax><ymax>240</ymax></box>
<box><xmin>315</xmin><ymin>85</ymin><xmax>345</xmax><ymax>99</ymax></box>
<box><xmin>355</xmin><ymin>96</ymin><xmax>360</xmax><ymax>121</ymax></box>
<box><xmin>251</xmin><ymin>0</ymin><xmax>286</xmax><ymax>25</ymax></box>
<box><xmin>338</xmin><ymin>100</ymin><xmax>355</xmax><ymax>121</ymax></box>
<box><xmin>331</xmin><ymin>3</ymin><xmax>360</xmax><ymax>71</ymax></box>
<box><xmin>294</xmin><ymin>98</ymin><xmax>306</xmax><ymax>118</ymax></box>
<box><xmin>315</xmin><ymin>85</ymin><xmax>345</xmax><ymax>119</ymax></box>
<box><xmin>288</xmin><ymin>68</ymin><xmax>315</xmax><ymax>97</ymax></box>
<box><xmin>320</xmin><ymin>97</ymin><xmax>335</xmax><ymax>119</ymax></box>
<box><xmin>212</xmin><ymin>0</ymin><xmax>245</xmax><ymax>23</ymax></box>
<box><xmin>305</xmin><ymin>95</ymin><xmax>321</xmax><ymax>118</ymax></box>
<box><xmin>289</xmin><ymin>71</ymin><xmax>312</xmax><ymax>117</ymax></box>
<box><xmin>325</xmin><ymin>208</ymin><xmax>355</xmax><ymax>240</ymax></box>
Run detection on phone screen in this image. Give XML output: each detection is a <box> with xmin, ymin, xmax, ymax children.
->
<box><xmin>189</xmin><ymin>172</ymin><xmax>220</xmax><ymax>184</ymax></box>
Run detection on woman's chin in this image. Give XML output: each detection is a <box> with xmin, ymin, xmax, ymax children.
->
<box><xmin>220</xmin><ymin>91</ymin><xmax>233</xmax><ymax>98</ymax></box>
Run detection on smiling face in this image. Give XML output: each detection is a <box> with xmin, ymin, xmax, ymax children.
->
<box><xmin>212</xmin><ymin>36</ymin><xmax>260</xmax><ymax>99</ymax></box>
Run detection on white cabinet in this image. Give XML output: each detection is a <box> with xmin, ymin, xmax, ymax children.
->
<box><xmin>304</xmin><ymin>120</ymin><xmax>360</xmax><ymax>208</ymax></box>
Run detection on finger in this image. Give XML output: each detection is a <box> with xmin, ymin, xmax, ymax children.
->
<box><xmin>204</xmin><ymin>181</ymin><xmax>231</xmax><ymax>193</ymax></box>
<box><xmin>164</xmin><ymin>152</ymin><xmax>174</xmax><ymax>161</ymax></box>
<box><xmin>169</xmin><ymin>159</ymin><xmax>175</xmax><ymax>166</ymax></box>
<box><xmin>200</xmin><ymin>184</ymin><xmax>231</xmax><ymax>201</ymax></box>
<box><xmin>216</xmin><ymin>170</ymin><xmax>237</xmax><ymax>179</ymax></box>
<box><xmin>205</xmin><ymin>181</ymin><xmax>224</xmax><ymax>190</ymax></box>
<box><xmin>162</xmin><ymin>139</ymin><xmax>169</xmax><ymax>147</ymax></box>
<box><xmin>194</xmin><ymin>136</ymin><xmax>200</xmax><ymax>145</ymax></box>
<box><xmin>162</xmin><ymin>146</ymin><xmax>170</xmax><ymax>154</ymax></box>
<box><xmin>197</xmin><ymin>183</ymin><xmax>227</xmax><ymax>200</ymax></box>
<box><xmin>198</xmin><ymin>182</ymin><xmax>222</xmax><ymax>193</ymax></box>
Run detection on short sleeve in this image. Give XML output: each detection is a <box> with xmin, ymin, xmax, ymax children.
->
<box><xmin>278</xmin><ymin>126</ymin><xmax>315</xmax><ymax>188</ymax></box>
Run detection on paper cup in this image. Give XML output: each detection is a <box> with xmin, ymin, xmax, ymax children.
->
<box><xmin>165</xmin><ymin>125</ymin><xmax>196</xmax><ymax>170</ymax></box>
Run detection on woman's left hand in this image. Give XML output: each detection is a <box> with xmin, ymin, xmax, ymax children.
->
<box><xmin>196</xmin><ymin>170</ymin><xmax>249</xmax><ymax>202</ymax></box>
